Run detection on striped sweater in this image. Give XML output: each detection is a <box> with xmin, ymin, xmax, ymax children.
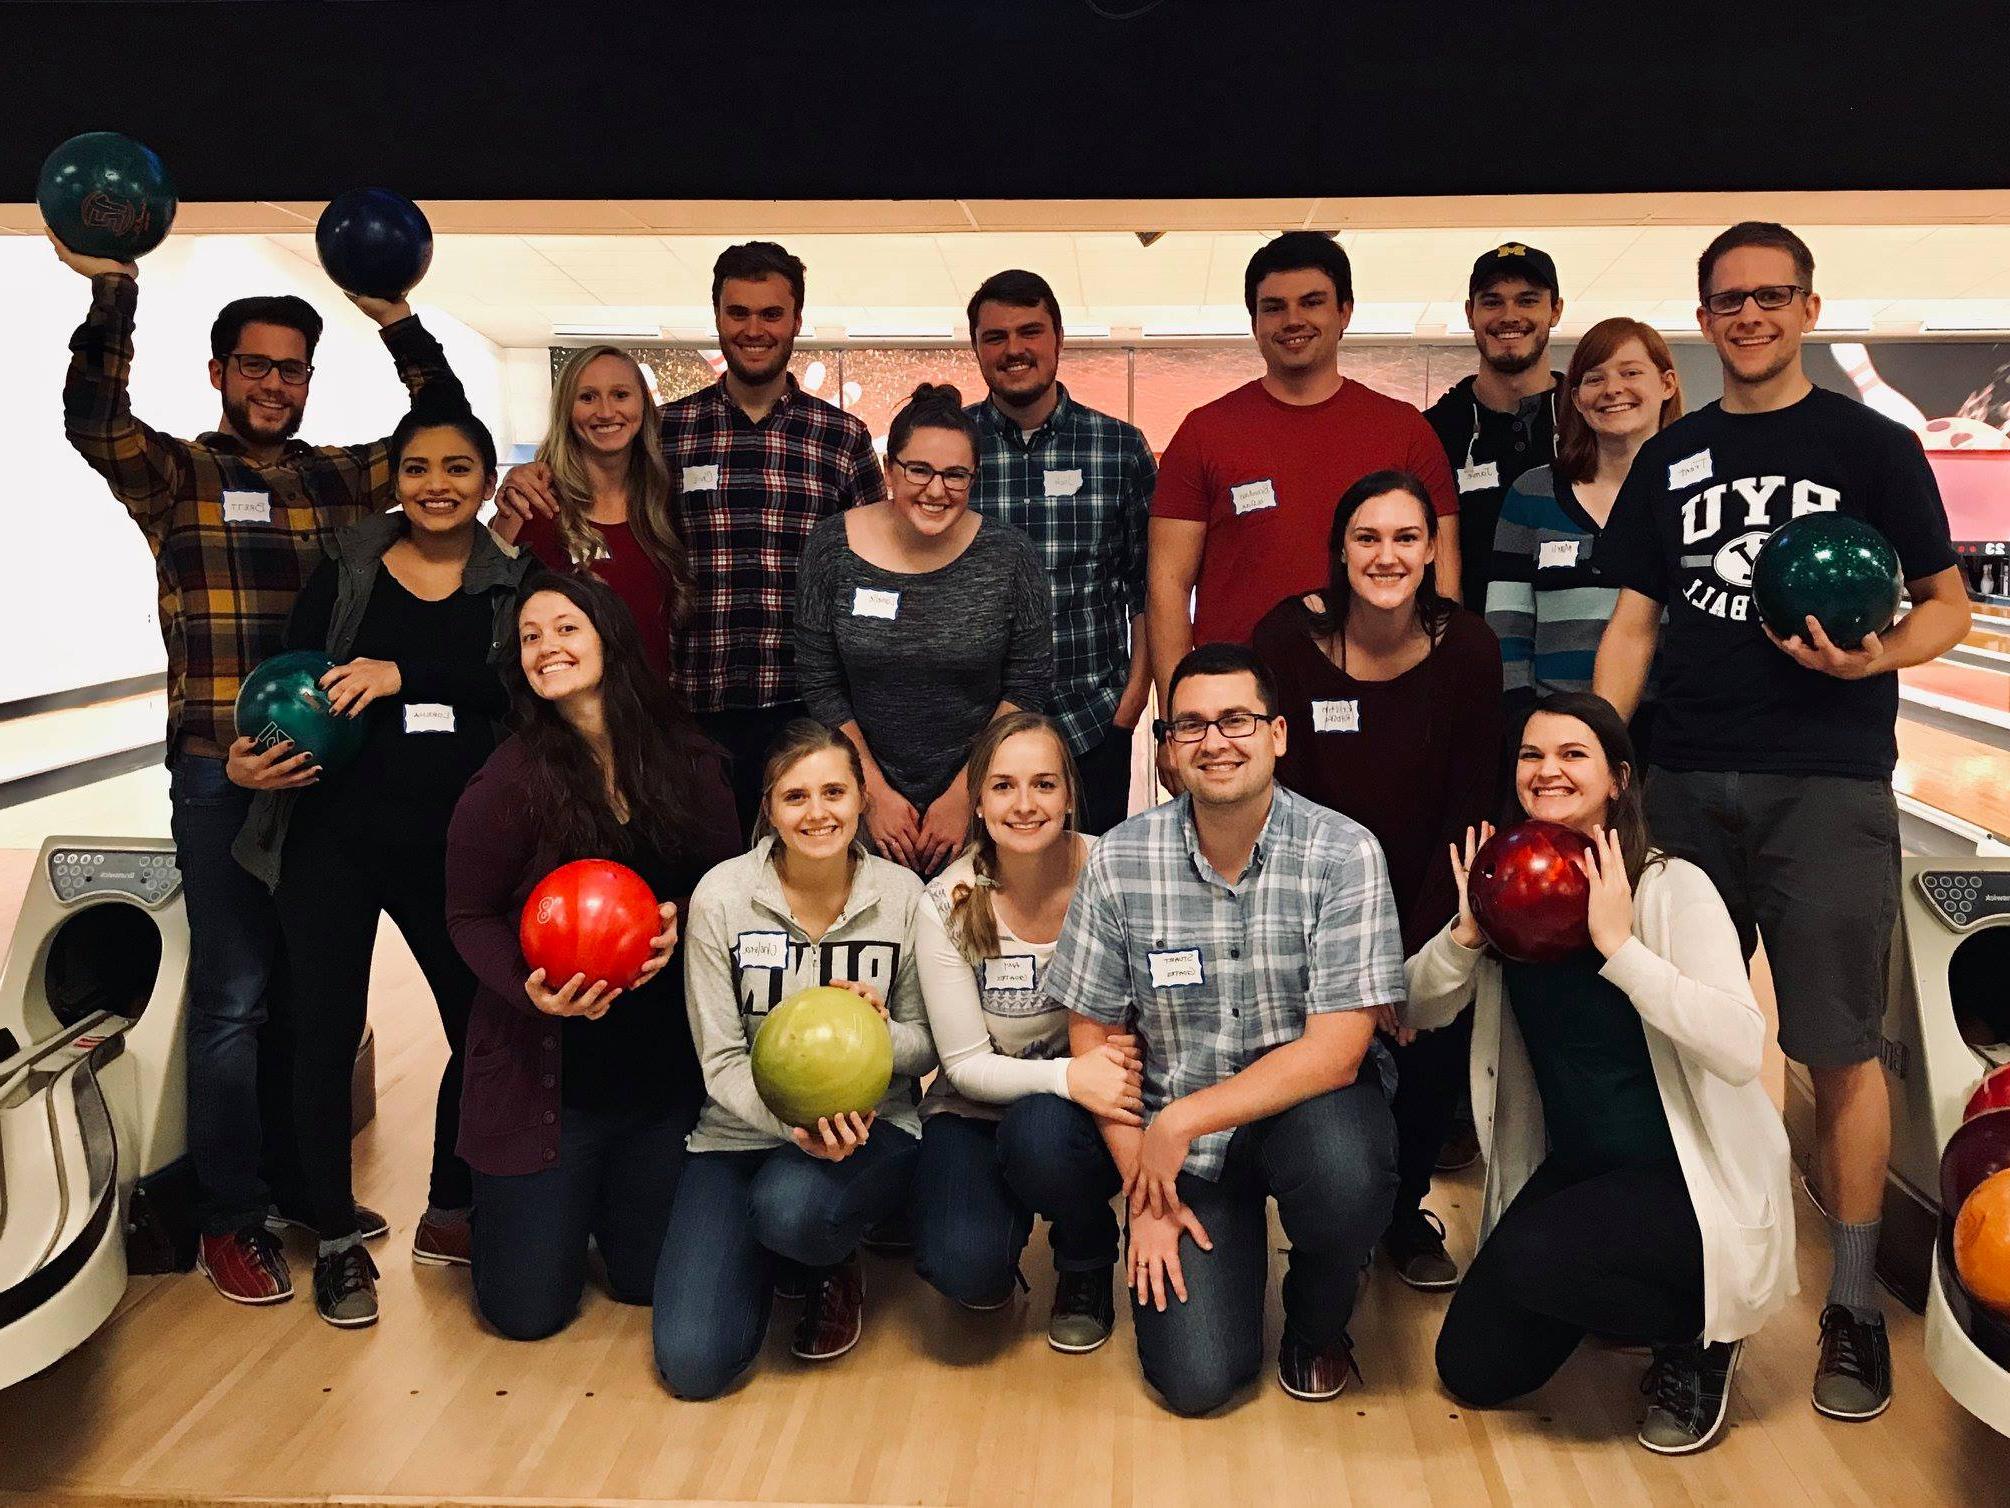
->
<box><xmin>1484</xmin><ymin>463</ymin><xmax>1638</xmax><ymax>704</ymax></box>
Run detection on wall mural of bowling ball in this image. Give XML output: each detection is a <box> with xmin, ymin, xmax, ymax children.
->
<box><xmin>38</xmin><ymin>131</ymin><xmax>178</xmax><ymax>261</ymax></box>
<box><xmin>1468</xmin><ymin>820</ymin><xmax>1594</xmax><ymax>963</ymax></box>
<box><xmin>750</xmin><ymin>985</ymin><xmax>893</xmax><ymax>1129</ymax></box>
<box><xmin>1750</xmin><ymin>512</ymin><xmax>1902</xmax><ymax>650</ymax></box>
<box><xmin>233</xmin><ymin>651</ymin><xmax>366</xmax><ymax>772</ymax></box>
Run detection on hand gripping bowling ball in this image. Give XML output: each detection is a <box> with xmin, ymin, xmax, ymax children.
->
<box><xmin>38</xmin><ymin>131</ymin><xmax>178</xmax><ymax>261</ymax></box>
<box><xmin>1750</xmin><ymin>512</ymin><xmax>1902</xmax><ymax>650</ymax></box>
<box><xmin>751</xmin><ymin>985</ymin><xmax>893</xmax><ymax>1129</ymax></box>
<box><xmin>1956</xmin><ymin>1167</ymin><xmax>2010</xmax><ymax>1317</ymax></box>
<box><xmin>1966</xmin><ymin>1063</ymin><xmax>2010</xmax><ymax>1122</ymax></box>
<box><xmin>234</xmin><ymin>651</ymin><xmax>367</xmax><ymax>772</ymax></box>
<box><xmin>315</xmin><ymin>189</ymin><xmax>433</xmax><ymax>301</ymax></box>
<box><xmin>518</xmin><ymin>860</ymin><xmax>660</xmax><ymax>990</ymax></box>
<box><xmin>1469</xmin><ymin>820</ymin><xmax>1595</xmax><ymax>964</ymax></box>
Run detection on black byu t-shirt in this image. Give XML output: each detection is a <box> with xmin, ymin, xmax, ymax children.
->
<box><xmin>1598</xmin><ymin>387</ymin><xmax>1954</xmax><ymax>777</ymax></box>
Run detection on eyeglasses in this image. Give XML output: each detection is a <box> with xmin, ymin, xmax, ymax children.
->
<box><xmin>228</xmin><ymin>353</ymin><xmax>314</xmax><ymax>385</ymax></box>
<box><xmin>892</xmin><ymin>459</ymin><xmax>976</xmax><ymax>493</ymax></box>
<box><xmin>1702</xmin><ymin>285</ymin><xmax>1807</xmax><ymax>318</ymax></box>
<box><xmin>1154</xmin><ymin>711</ymin><xmax>1277</xmax><ymax>744</ymax></box>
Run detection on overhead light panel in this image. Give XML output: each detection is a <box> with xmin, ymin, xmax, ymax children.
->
<box><xmin>844</xmin><ymin>321</ymin><xmax>956</xmax><ymax>340</ymax></box>
<box><xmin>1143</xmin><ymin>315</ymin><xmax>1248</xmax><ymax>338</ymax></box>
<box><xmin>551</xmin><ymin>320</ymin><xmax>662</xmax><ymax>340</ymax></box>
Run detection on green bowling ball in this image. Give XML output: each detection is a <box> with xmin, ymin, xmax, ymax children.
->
<box><xmin>1750</xmin><ymin>511</ymin><xmax>1901</xmax><ymax>650</ymax></box>
<box><xmin>751</xmin><ymin>985</ymin><xmax>893</xmax><ymax>1129</ymax></box>
<box><xmin>38</xmin><ymin>132</ymin><xmax>177</xmax><ymax>261</ymax></box>
<box><xmin>233</xmin><ymin>651</ymin><xmax>367</xmax><ymax>772</ymax></box>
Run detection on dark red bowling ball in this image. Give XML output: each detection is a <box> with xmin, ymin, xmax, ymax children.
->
<box><xmin>1750</xmin><ymin>511</ymin><xmax>1901</xmax><ymax>650</ymax></box>
<box><xmin>519</xmin><ymin>860</ymin><xmax>659</xmax><ymax>991</ymax></box>
<box><xmin>1469</xmin><ymin>820</ymin><xmax>1594</xmax><ymax>963</ymax></box>
<box><xmin>1967</xmin><ymin>1063</ymin><xmax>2010</xmax><ymax>1122</ymax></box>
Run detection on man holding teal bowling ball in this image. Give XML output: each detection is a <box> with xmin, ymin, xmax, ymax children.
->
<box><xmin>1594</xmin><ymin>221</ymin><xmax>1973</xmax><ymax>1425</ymax></box>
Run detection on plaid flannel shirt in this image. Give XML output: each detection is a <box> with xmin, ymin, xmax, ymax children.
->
<box><xmin>966</xmin><ymin>385</ymin><xmax>1154</xmax><ymax>755</ymax></box>
<box><xmin>63</xmin><ymin>273</ymin><xmax>455</xmax><ymax>753</ymax></box>
<box><xmin>662</xmin><ymin>377</ymin><xmax>884</xmax><ymax>713</ymax></box>
<box><xmin>1038</xmin><ymin>785</ymin><xmax>1403</xmax><ymax>1180</ymax></box>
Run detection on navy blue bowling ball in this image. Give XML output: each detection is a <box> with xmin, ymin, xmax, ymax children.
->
<box><xmin>315</xmin><ymin>189</ymin><xmax>433</xmax><ymax>300</ymax></box>
<box><xmin>39</xmin><ymin>132</ymin><xmax>177</xmax><ymax>260</ymax></box>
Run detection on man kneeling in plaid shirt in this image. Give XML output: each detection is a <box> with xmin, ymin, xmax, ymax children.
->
<box><xmin>1016</xmin><ymin>641</ymin><xmax>1402</xmax><ymax>1415</ymax></box>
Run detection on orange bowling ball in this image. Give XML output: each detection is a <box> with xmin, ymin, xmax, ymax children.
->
<box><xmin>1954</xmin><ymin>1167</ymin><xmax>2010</xmax><ymax>1316</ymax></box>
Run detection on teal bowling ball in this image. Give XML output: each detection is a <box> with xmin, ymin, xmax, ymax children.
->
<box><xmin>1750</xmin><ymin>512</ymin><xmax>1901</xmax><ymax>650</ymax></box>
<box><xmin>233</xmin><ymin>652</ymin><xmax>367</xmax><ymax>772</ymax></box>
<box><xmin>38</xmin><ymin>132</ymin><xmax>177</xmax><ymax>261</ymax></box>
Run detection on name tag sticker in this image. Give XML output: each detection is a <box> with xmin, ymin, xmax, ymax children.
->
<box><xmin>402</xmin><ymin>703</ymin><xmax>455</xmax><ymax>734</ymax></box>
<box><xmin>1043</xmin><ymin>468</ymin><xmax>1084</xmax><ymax>498</ymax></box>
<box><xmin>1311</xmin><ymin>699</ymin><xmax>1360</xmax><ymax>733</ymax></box>
<box><xmin>1668</xmin><ymin>450</ymin><xmax>1712</xmax><ymax>489</ymax></box>
<box><xmin>984</xmin><ymin>955</ymin><xmax>1038</xmax><ymax>991</ymax></box>
<box><xmin>1456</xmin><ymin>461</ymin><xmax>1500</xmax><ymax>493</ymax></box>
<box><xmin>222</xmin><ymin>489</ymin><xmax>271</xmax><ymax>524</ymax></box>
<box><xmin>1230</xmin><ymin>479</ymin><xmax>1278</xmax><ymax>516</ymax></box>
<box><xmin>1537</xmin><ymin>539</ymin><xmax>1581</xmax><ymax>571</ymax></box>
<box><xmin>1147</xmin><ymin>947</ymin><xmax>1205</xmax><ymax>988</ymax></box>
<box><xmin>852</xmin><ymin>587</ymin><xmax>900</xmax><ymax>620</ymax></box>
<box><xmin>681</xmin><ymin>464</ymin><xmax>720</xmax><ymax>492</ymax></box>
<box><xmin>736</xmin><ymin>931</ymin><xmax>788</xmax><ymax>970</ymax></box>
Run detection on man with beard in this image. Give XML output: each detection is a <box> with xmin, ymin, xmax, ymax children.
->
<box><xmin>502</xmin><ymin>242</ymin><xmax>882</xmax><ymax>834</ymax></box>
<box><xmin>1595</xmin><ymin>221</ymin><xmax>1971</xmax><ymax>1424</ymax></box>
<box><xmin>53</xmin><ymin>234</ymin><xmax>456</xmax><ymax>1307</ymax></box>
<box><xmin>963</xmin><ymin>269</ymin><xmax>1155</xmax><ymax>833</ymax></box>
<box><xmin>1424</xmin><ymin>243</ymin><xmax>1567</xmax><ymax>612</ymax></box>
<box><xmin>1035</xmin><ymin>643</ymin><xmax>1400</xmax><ymax>1412</ymax></box>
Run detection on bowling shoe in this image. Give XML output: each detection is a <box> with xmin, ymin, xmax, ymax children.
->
<box><xmin>412</xmin><ymin>1213</ymin><xmax>472</xmax><ymax>1267</ymax></box>
<box><xmin>1638</xmin><ymin>1339</ymin><xmax>1740</xmax><ymax>1453</ymax></box>
<box><xmin>197</xmin><ymin>1225</ymin><xmax>293</xmax><ymax>1305</ymax></box>
<box><xmin>1048</xmin><ymin>1266</ymin><xmax>1115</xmax><ymax>1353</ymax></box>
<box><xmin>1277</xmin><ymin>1328</ymin><xmax>1360</xmax><ymax>1401</ymax></box>
<box><xmin>1382</xmin><ymin>1208</ymin><xmax>1461</xmax><ymax>1291</ymax></box>
<box><xmin>314</xmin><ymin>1244</ymin><xmax>380</xmax><ymax>1329</ymax></box>
<box><xmin>1812</xmin><ymin>1305</ymin><xmax>1892</xmax><ymax>1420</ymax></box>
<box><xmin>267</xmin><ymin>1202</ymin><xmax>391</xmax><ymax>1242</ymax></box>
<box><xmin>792</xmin><ymin>1256</ymin><xmax>865</xmax><ymax>1361</ymax></box>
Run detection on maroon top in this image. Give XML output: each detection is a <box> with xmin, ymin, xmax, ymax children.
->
<box><xmin>1252</xmin><ymin>596</ymin><xmax>1503</xmax><ymax>955</ymax></box>
<box><xmin>445</xmin><ymin>731</ymin><xmax>742</xmax><ymax>1175</ymax></box>
<box><xmin>517</xmin><ymin>512</ymin><xmax>675</xmax><ymax>682</ymax></box>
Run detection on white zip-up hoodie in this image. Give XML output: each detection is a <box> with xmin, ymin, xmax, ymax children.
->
<box><xmin>683</xmin><ymin>839</ymin><xmax>938</xmax><ymax>1153</ymax></box>
<box><xmin>1404</xmin><ymin>855</ymin><xmax>1796</xmax><ymax>1343</ymax></box>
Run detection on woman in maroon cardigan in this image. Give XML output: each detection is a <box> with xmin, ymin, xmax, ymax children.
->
<box><xmin>1250</xmin><ymin>467</ymin><xmax>1502</xmax><ymax>1296</ymax></box>
<box><xmin>446</xmin><ymin>570</ymin><xmax>740</xmax><ymax>1341</ymax></box>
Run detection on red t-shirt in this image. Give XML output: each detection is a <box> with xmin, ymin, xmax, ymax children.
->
<box><xmin>516</xmin><ymin>513</ymin><xmax>674</xmax><ymax>681</ymax></box>
<box><xmin>1151</xmin><ymin>378</ymin><xmax>1458</xmax><ymax>645</ymax></box>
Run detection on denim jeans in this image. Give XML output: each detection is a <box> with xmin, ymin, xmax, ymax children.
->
<box><xmin>169</xmin><ymin>752</ymin><xmax>284</xmax><ymax>1235</ymax></box>
<box><xmin>652</xmin><ymin>1126</ymin><xmax>919</xmax><ymax>1400</ymax></box>
<box><xmin>1043</xmin><ymin>1080</ymin><xmax>1397</xmax><ymax>1416</ymax></box>
<box><xmin>470</xmin><ymin>1094</ymin><xmax>700</xmax><ymax>1341</ymax></box>
<box><xmin>912</xmin><ymin>1096</ymin><xmax>1122</xmax><ymax>1308</ymax></box>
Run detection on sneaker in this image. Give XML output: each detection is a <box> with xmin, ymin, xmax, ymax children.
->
<box><xmin>1638</xmin><ymin>1339</ymin><xmax>1741</xmax><ymax>1454</ymax></box>
<box><xmin>1048</xmin><ymin>1266</ymin><xmax>1116</xmax><ymax>1353</ymax></box>
<box><xmin>791</xmin><ymin>1256</ymin><xmax>864</xmax><ymax>1361</ymax></box>
<box><xmin>412</xmin><ymin>1213</ymin><xmax>472</xmax><ymax>1267</ymax></box>
<box><xmin>1382</xmin><ymin>1208</ymin><xmax>1461</xmax><ymax>1291</ymax></box>
<box><xmin>1813</xmin><ymin>1304</ymin><xmax>1893</xmax><ymax>1420</ymax></box>
<box><xmin>313</xmin><ymin>1245</ymin><xmax>380</xmax><ymax>1329</ymax></box>
<box><xmin>1277</xmin><ymin>1329</ymin><xmax>1359</xmax><ymax>1401</ymax></box>
<box><xmin>773</xmin><ymin>1257</ymin><xmax>811</xmax><ymax>1302</ymax></box>
<box><xmin>197</xmin><ymin>1225</ymin><xmax>293</xmax><ymax>1305</ymax></box>
<box><xmin>1435</xmin><ymin>1122</ymin><xmax>1482</xmax><ymax>1173</ymax></box>
<box><xmin>268</xmin><ymin>1202</ymin><xmax>390</xmax><ymax>1242</ymax></box>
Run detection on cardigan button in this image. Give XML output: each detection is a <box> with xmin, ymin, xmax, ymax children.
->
<box><xmin>543</xmin><ymin>1111</ymin><xmax>556</xmax><ymax>1124</ymax></box>
<box><xmin>543</xmin><ymin>1148</ymin><xmax>557</xmax><ymax>1162</ymax></box>
<box><xmin>542</xmin><ymin>1074</ymin><xmax>556</xmax><ymax>1089</ymax></box>
<box><xmin>543</xmin><ymin>1036</ymin><xmax>557</xmax><ymax>1050</ymax></box>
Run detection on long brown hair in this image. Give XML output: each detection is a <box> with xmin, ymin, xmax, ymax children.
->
<box><xmin>948</xmin><ymin>713</ymin><xmax>1082</xmax><ymax>964</ymax></box>
<box><xmin>1519</xmin><ymin>691</ymin><xmax>1660</xmax><ymax>886</ymax></box>
<box><xmin>1307</xmin><ymin>469</ymin><xmax>1453</xmax><ymax>643</ymax></box>
<box><xmin>751</xmin><ymin>719</ymin><xmax>867</xmax><ymax>849</ymax></box>
<box><xmin>537</xmin><ymin>346</ymin><xmax>695</xmax><ymax>624</ymax></box>
<box><xmin>1554</xmin><ymin>318</ymin><xmax>1683</xmax><ymax>485</ymax></box>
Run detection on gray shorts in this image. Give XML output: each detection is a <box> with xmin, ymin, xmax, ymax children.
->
<box><xmin>1644</xmin><ymin>768</ymin><xmax>1900</xmax><ymax>1069</ymax></box>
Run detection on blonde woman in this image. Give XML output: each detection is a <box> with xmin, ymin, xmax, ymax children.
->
<box><xmin>493</xmin><ymin>345</ymin><xmax>693</xmax><ymax>679</ymax></box>
<box><xmin>908</xmin><ymin>712</ymin><xmax>1140</xmax><ymax>1352</ymax></box>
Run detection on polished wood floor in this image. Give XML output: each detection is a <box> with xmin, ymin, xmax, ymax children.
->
<box><xmin>1</xmin><ymin>910</ymin><xmax>2007</xmax><ymax>1507</ymax></box>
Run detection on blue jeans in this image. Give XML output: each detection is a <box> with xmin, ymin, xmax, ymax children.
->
<box><xmin>1045</xmin><ymin>1081</ymin><xmax>1397</xmax><ymax>1416</ymax></box>
<box><xmin>912</xmin><ymin>1096</ymin><xmax>1123</xmax><ymax>1307</ymax></box>
<box><xmin>470</xmin><ymin>1095</ymin><xmax>699</xmax><ymax>1341</ymax></box>
<box><xmin>653</xmin><ymin>1126</ymin><xmax>919</xmax><ymax>1400</ymax></box>
<box><xmin>169</xmin><ymin>752</ymin><xmax>284</xmax><ymax>1235</ymax></box>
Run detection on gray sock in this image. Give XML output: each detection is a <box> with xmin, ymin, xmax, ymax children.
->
<box><xmin>318</xmin><ymin>1231</ymin><xmax>364</xmax><ymax>1259</ymax></box>
<box><xmin>423</xmin><ymin>1204</ymin><xmax>472</xmax><ymax>1227</ymax></box>
<box><xmin>1826</xmin><ymin>1216</ymin><xmax>1883</xmax><ymax>1321</ymax></box>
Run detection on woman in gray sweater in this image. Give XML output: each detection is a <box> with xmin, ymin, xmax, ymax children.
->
<box><xmin>794</xmin><ymin>383</ymin><xmax>1053</xmax><ymax>876</ymax></box>
<box><xmin>654</xmin><ymin>720</ymin><xmax>937</xmax><ymax>1399</ymax></box>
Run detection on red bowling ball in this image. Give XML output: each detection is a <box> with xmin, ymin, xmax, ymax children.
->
<box><xmin>519</xmin><ymin>860</ymin><xmax>660</xmax><ymax>991</ymax></box>
<box><xmin>1966</xmin><ymin>1063</ymin><xmax>2010</xmax><ymax>1122</ymax></box>
<box><xmin>1469</xmin><ymin>820</ymin><xmax>1595</xmax><ymax>963</ymax></box>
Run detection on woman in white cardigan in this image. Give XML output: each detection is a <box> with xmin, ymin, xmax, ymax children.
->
<box><xmin>1406</xmin><ymin>691</ymin><xmax>1793</xmax><ymax>1456</ymax></box>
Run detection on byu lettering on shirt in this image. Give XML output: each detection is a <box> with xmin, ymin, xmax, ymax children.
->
<box><xmin>1230</xmin><ymin>479</ymin><xmax>1278</xmax><ymax>516</ymax></box>
<box><xmin>1676</xmin><ymin>475</ymin><xmax>1840</xmax><ymax>624</ymax></box>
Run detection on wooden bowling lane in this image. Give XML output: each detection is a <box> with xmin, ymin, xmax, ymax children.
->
<box><xmin>1897</xmin><ymin>718</ymin><xmax>2010</xmax><ymax>839</ymax></box>
<box><xmin>1903</xmin><ymin>660</ymin><xmax>2010</xmax><ymax>720</ymax></box>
